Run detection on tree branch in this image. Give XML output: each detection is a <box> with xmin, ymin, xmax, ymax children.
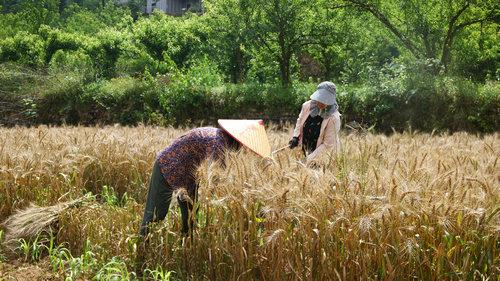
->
<box><xmin>441</xmin><ymin>3</ymin><xmax>499</xmax><ymax>68</ymax></box>
<box><xmin>454</xmin><ymin>12</ymin><xmax>500</xmax><ymax>32</ymax></box>
<box><xmin>324</xmin><ymin>4</ymin><xmax>355</xmax><ymax>11</ymax></box>
<box><xmin>441</xmin><ymin>2</ymin><xmax>470</xmax><ymax>67</ymax></box>
<box><xmin>254</xmin><ymin>31</ymin><xmax>275</xmax><ymax>54</ymax></box>
<box><xmin>344</xmin><ymin>0</ymin><xmax>421</xmax><ymax>58</ymax></box>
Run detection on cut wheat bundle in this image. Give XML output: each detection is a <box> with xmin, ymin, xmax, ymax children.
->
<box><xmin>1</xmin><ymin>194</ymin><xmax>94</xmax><ymax>255</ymax></box>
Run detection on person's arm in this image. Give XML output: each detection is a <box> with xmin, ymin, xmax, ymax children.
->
<box><xmin>290</xmin><ymin>102</ymin><xmax>308</xmax><ymax>148</ymax></box>
<box><xmin>293</xmin><ymin>102</ymin><xmax>307</xmax><ymax>138</ymax></box>
<box><xmin>306</xmin><ymin>113</ymin><xmax>341</xmax><ymax>163</ymax></box>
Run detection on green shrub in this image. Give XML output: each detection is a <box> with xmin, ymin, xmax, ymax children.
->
<box><xmin>473</xmin><ymin>82</ymin><xmax>500</xmax><ymax>133</ymax></box>
<box><xmin>84</xmin><ymin>76</ymin><xmax>153</xmax><ymax>124</ymax></box>
<box><xmin>2</xmin><ymin>59</ymin><xmax>497</xmax><ymax>132</ymax></box>
<box><xmin>37</xmin><ymin>72</ymin><xmax>89</xmax><ymax>124</ymax></box>
<box><xmin>0</xmin><ymin>13</ymin><xmax>33</xmax><ymax>39</ymax></box>
<box><xmin>48</xmin><ymin>49</ymin><xmax>94</xmax><ymax>75</ymax></box>
<box><xmin>0</xmin><ymin>63</ymin><xmax>46</xmax><ymax>125</ymax></box>
<box><xmin>90</xmin><ymin>29</ymin><xmax>125</xmax><ymax>78</ymax></box>
<box><xmin>41</xmin><ymin>26</ymin><xmax>87</xmax><ymax>64</ymax></box>
<box><xmin>40</xmin><ymin>27</ymin><xmax>126</xmax><ymax>78</ymax></box>
<box><xmin>0</xmin><ymin>32</ymin><xmax>46</xmax><ymax>67</ymax></box>
<box><xmin>62</xmin><ymin>7</ymin><xmax>108</xmax><ymax>35</ymax></box>
<box><xmin>115</xmin><ymin>42</ymin><xmax>175</xmax><ymax>76</ymax></box>
<box><xmin>157</xmin><ymin>59</ymin><xmax>224</xmax><ymax>124</ymax></box>
<box><xmin>36</xmin><ymin>73</ymin><xmax>158</xmax><ymax>125</ymax></box>
<box><xmin>133</xmin><ymin>11</ymin><xmax>200</xmax><ymax>68</ymax></box>
<box><xmin>338</xmin><ymin>61</ymin><xmax>499</xmax><ymax>133</ymax></box>
<box><xmin>34</xmin><ymin>69</ymin><xmax>498</xmax><ymax>133</ymax></box>
<box><xmin>157</xmin><ymin>70</ymin><xmax>310</xmax><ymax>125</ymax></box>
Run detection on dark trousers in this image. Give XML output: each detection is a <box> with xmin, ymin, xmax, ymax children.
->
<box><xmin>139</xmin><ymin>161</ymin><xmax>197</xmax><ymax>237</ymax></box>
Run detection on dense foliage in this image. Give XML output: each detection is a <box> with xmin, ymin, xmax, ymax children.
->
<box><xmin>0</xmin><ymin>0</ymin><xmax>498</xmax><ymax>132</ymax></box>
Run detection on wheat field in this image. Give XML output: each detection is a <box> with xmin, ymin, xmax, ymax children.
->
<box><xmin>0</xmin><ymin>126</ymin><xmax>498</xmax><ymax>280</ymax></box>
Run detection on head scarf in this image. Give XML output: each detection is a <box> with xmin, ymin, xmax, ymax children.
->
<box><xmin>309</xmin><ymin>100</ymin><xmax>338</xmax><ymax>119</ymax></box>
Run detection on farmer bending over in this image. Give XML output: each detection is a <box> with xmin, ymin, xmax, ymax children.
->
<box><xmin>139</xmin><ymin>120</ymin><xmax>270</xmax><ymax>237</ymax></box>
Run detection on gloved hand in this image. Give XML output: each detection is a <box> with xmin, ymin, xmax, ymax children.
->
<box><xmin>308</xmin><ymin>161</ymin><xmax>321</xmax><ymax>169</ymax></box>
<box><xmin>289</xmin><ymin>137</ymin><xmax>299</xmax><ymax>149</ymax></box>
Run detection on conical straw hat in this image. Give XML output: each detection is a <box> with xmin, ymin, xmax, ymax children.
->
<box><xmin>218</xmin><ymin>119</ymin><xmax>271</xmax><ymax>158</ymax></box>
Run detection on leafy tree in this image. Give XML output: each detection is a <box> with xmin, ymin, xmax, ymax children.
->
<box><xmin>62</xmin><ymin>5</ymin><xmax>108</xmax><ymax>34</ymax></box>
<box><xmin>61</xmin><ymin>2</ymin><xmax>133</xmax><ymax>32</ymax></box>
<box><xmin>133</xmin><ymin>11</ymin><xmax>199</xmax><ymax>69</ymax></box>
<box><xmin>343</xmin><ymin>0</ymin><xmax>499</xmax><ymax>73</ymax></box>
<box><xmin>451</xmin><ymin>15</ymin><xmax>499</xmax><ymax>80</ymax></box>
<box><xmin>1</xmin><ymin>0</ymin><xmax>60</xmax><ymax>33</ymax></box>
<box><xmin>246</xmin><ymin>0</ymin><xmax>318</xmax><ymax>86</ymax></box>
<box><xmin>204</xmin><ymin>0</ymin><xmax>253</xmax><ymax>83</ymax></box>
<box><xmin>120</xmin><ymin>0</ymin><xmax>145</xmax><ymax>19</ymax></box>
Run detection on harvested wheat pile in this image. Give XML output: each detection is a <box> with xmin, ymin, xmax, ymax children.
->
<box><xmin>2</xmin><ymin>195</ymin><xmax>92</xmax><ymax>255</ymax></box>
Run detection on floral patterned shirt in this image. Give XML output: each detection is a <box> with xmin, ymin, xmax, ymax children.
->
<box><xmin>156</xmin><ymin>127</ymin><xmax>229</xmax><ymax>192</ymax></box>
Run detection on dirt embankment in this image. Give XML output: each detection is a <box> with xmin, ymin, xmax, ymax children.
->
<box><xmin>0</xmin><ymin>259</ymin><xmax>59</xmax><ymax>281</ymax></box>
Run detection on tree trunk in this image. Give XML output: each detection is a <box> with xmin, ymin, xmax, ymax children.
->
<box><xmin>421</xmin><ymin>27</ymin><xmax>436</xmax><ymax>60</ymax></box>
<box><xmin>279</xmin><ymin>56</ymin><xmax>291</xmax><ymax>87</ymax></box>
<box><xmin>277</xmin><ymin>25</ymin><xmax>291</xmax><ymax>86</ymax></box>
<box><xmin>232</xmin><ymin>45</ymin><xmax>244</xmax><ymax>83</ymax></box>
<box><xmin>479</xmin><ymin>21</ymin><xmax>484</xmax><ymax>51</ymax></box>
<box><xmin>440</xmin><ymin>3</ymin><xmax>470</xmax><ymax>71</ymax></box>
<box><xmin>441</xmin><ymin>32</ymin><xmax>453</xmax><ymax>71</ymax></box>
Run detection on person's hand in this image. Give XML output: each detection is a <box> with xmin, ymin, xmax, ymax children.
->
<box><xmin>289</xmin><ymin>137</ymin><xmax>299</xmax><ymax>149</ymax></box>
<box><xmin>308</xmin><ymin>161</ymin><xmax>321</xmax><ymax>169</ymax></box>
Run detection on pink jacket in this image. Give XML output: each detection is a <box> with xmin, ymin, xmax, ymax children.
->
<box><xmin>292</xmin><ymin>100</ymin><xmax>341</xmax><ymax>163</ymax></box>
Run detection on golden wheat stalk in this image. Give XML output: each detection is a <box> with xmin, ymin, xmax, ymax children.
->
<box><xmin>2</xmin><ymin>194</ymin><xmax>93</xmax><ymax>254</ymax></box>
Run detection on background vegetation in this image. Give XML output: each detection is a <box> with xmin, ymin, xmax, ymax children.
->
<box><xmin>0</xmin><ymin>0</ymin><xmax>498</xmax><ymax>132</ymax></box>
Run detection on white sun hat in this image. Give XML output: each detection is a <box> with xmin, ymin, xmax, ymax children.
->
<box><xmin>310</xmin><ymin>81</ymin><xmax>337</xmax><ymax>105</ymax></box>
<box><xmin>218</xmin><ymin>119</ymin><xmax>271</xmax><ymax>158</ymax></box>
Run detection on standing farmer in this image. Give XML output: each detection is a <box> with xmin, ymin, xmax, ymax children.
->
<box><xmin>289</xmin><ymin>81</ymin><xmax>341</xmax><ymax>166</ymax></box>
<box><xmin>139</xmin><ymin>120</ymin><xmax>271</xmax><ymax>237</ymax></box>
